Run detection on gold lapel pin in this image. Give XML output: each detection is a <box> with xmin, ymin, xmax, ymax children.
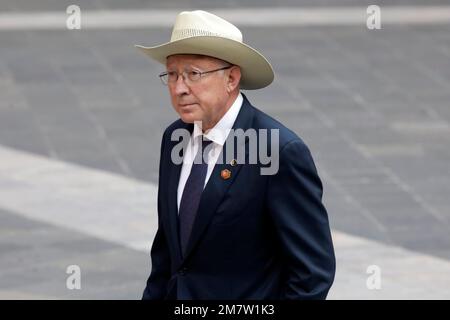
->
<box><xmin>221</xmin><ymin>169</ymin><xmax>231</xmax><ymax>180</ymax></box>
<box><xmin>230</xmin><ymin>159</ymin><xmax>237</xmax><ymax>166</ymax></box>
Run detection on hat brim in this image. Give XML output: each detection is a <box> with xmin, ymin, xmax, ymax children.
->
<box><xmin>135</xmin><ymin>36</ymin><xmax>274</xmax><ymax>90</ymax></box>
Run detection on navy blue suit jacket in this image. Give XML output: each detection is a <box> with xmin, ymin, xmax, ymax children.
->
<box><xmin>143</xmin><ymin>94</ymin><xmax>336</xmax><ymax>300</ymax></box>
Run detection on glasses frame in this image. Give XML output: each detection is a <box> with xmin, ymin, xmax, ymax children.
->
<box><xmin>158</xmin><ymin>65</ymin><xmax>233</xmax><ymax>85</ymax></box>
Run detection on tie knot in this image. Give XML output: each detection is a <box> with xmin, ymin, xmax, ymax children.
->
<box><xmin>193</xmin><ymin>136</ymin><xmax>213</xmax><ymax>164</ymax></box>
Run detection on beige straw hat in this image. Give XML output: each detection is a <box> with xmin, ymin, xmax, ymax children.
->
<box><xmin>135</xmin><ymin>10</ymin><xmax>274</xmax><ymax>90</ymax></box>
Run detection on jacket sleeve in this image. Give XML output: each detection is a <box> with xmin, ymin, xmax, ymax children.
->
<box><xmin>142</xmin><ymin>131</ymin><xmax>172</xmax><ymax>300</ymax></box>
<box><xmin>267</xmin><ymin>138</ymin><xmax>336</xmax><ymax>300</ymax></box>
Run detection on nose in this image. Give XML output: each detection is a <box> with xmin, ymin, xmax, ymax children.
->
<box><xmin>173</xmin><ymin>74</ymin><xmax>190</xmax><ymax>96</ymax></box>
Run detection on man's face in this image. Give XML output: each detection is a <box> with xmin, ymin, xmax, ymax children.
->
<box><xmin>165</xmin><ymin>54</ymin><xmax>235</xmax><ymax>131</ymax></box>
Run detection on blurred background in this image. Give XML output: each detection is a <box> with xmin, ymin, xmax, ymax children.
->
<box><xmin>1</xmin><ymin>0</ymin><xmax>450</xmax><ymax>299</ymax></box>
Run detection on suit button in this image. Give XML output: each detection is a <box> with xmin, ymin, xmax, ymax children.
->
<box><xmin>178</xmin><ymin>267</ymin><xmax>188</xmax><ymax>276</ymax></box>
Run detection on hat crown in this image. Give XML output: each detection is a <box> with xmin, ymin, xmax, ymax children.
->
<box><xmin>170</xmin><ymin>10</ymin><xmax>243</xmax><ymax>43</ymax></box>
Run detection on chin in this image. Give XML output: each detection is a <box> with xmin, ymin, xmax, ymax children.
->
<box><xmin>175</xmin><ymin>103</ymin><xmax>202</xmax><ymax>124</ymax></box>
<box><xmin>179</xmin><ymin>113</ymin><xmax>199</xmax><ymax>124</ymax></box>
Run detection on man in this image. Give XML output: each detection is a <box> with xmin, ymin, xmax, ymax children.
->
<box><xmin>136</xmin><ymin>10</ymin><xmax>335</xmax><ymax>300</ymax></box>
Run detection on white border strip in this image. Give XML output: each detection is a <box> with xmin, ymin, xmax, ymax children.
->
<box><xmin>0</xmin><ymin>6</ymin><xmax>450</xmax><ymax>30</ymax></box>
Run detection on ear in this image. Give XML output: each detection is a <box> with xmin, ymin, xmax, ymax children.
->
<box><xmin>226</xmin><ymin>66</ymin><xmax>241</xmax><ymax>93</ymax></box>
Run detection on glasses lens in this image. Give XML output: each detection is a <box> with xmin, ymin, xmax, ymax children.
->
<box><xmin>159</xmin><ymin>73</ymin><xmax>168</xmax><ymax>85</ymax></box>
<box><xmin>187</xmin><ymin>70</ymin><xmax>202</xmax><ymax>82</ymax></box>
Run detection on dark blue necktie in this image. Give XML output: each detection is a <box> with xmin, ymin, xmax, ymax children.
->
<box><xmin>179</xmin><ymin>136</ymin><xmax>213</xmax><ymax>257</ymax></box>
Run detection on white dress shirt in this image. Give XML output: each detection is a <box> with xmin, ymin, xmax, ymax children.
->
<box><xmin>177</xmin><ymin>92</ymin><xmax>243</xmax><ymax>212</ymax></box>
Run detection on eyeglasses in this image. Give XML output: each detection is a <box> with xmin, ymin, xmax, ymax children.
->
<box><xmin>159</xmin><ymin>66</ymin><xmax>232</xmax><ymax>85</ymax></box>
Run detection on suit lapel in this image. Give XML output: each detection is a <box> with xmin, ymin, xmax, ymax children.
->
<box><xmin>182</xmin><ymin>95</ymin><xmax>255</xmax><ymax>260</ymax></box>
<box><xmin>166</xmin><ymin>122</ymin><xmax>193</xmax><ymax>263</ymax></box>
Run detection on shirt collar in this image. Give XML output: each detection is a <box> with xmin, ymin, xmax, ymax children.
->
<box><xmin>192</xmin><ymin>92</ymin><xmax>243</xmax><ymax>146</ymax></box>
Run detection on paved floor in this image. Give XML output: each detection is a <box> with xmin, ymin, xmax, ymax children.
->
<box><xmin>1</xmin><ymin>145</ymin><xmax>450</xmax><ymax>299</ymax></box>
<box><xmin>1</xmin><ymin>2</ymin><xmax>450</xmax><ymax>299</ymax></box>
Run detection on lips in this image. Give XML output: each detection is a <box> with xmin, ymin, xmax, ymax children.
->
<box><xmin>179</xmin><ymin>103</ymin><xmax>197</xmax><ymax>108</ymax></box>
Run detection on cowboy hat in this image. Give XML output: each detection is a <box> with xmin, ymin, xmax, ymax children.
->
<box><xmin>135</xmin><ymin>10</ymin><xmax>274</xmax><ymax>90</ymax></box>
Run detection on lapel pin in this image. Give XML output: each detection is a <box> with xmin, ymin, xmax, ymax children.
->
<box><xmin>230</xmin><ymin>159</ymin><xmax>237</xmax><ymax>166</ymax></box>
<box><xmin>221</xmin><ymin>169</ymin><xmax>231</xmax><ymax>180</ymax></box>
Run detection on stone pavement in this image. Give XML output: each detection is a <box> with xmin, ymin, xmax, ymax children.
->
<box><xmin>1</xmin><ymin>2</ymin><xmax>450</xmax><ymax>299</ymax></box>
<box><xmin>1</xmin><ymin>145</ymin><xmax>450</xmax><ymax>299</ymax></box>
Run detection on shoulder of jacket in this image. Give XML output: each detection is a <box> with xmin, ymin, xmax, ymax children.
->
<box><xmin>250</xmin><ymin>106</ymin><xmax>307</xmax><ymax>150</ymax></box>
